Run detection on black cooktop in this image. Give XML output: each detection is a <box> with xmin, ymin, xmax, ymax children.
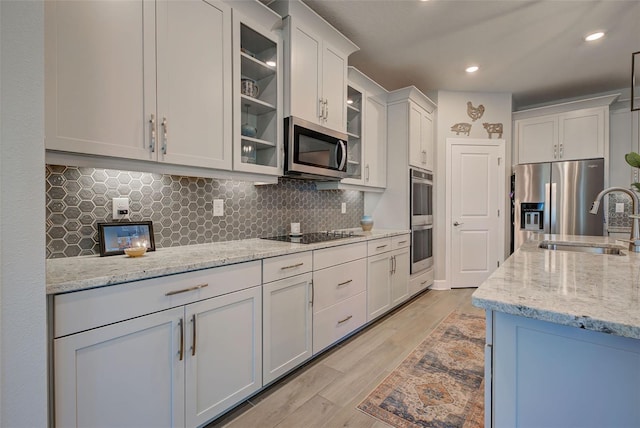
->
<box><xmin>261</xmin><ymin>231</ymin><xmax>362</xmax><ymax>244</ymax></box>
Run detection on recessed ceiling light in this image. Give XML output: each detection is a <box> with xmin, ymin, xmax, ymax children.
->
<box><xmin>585</xmin><ymin>32</ymin><xmax>605</xmax><ymax>42</ymax></box>
<box><xmin>465</xmin><ymin>65</ymin><xmax>479</xmax><ymax>73</ymax></box>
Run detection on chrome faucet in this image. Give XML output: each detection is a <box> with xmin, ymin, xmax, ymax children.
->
<box><xmin>590</xmin><ymin>187</ymin><xmax>640</xmax><ymax>252</ymax></box>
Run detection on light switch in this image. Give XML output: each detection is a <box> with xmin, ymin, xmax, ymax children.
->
<box><xmin>112</xmin><ymin>197</ymin><xmax>130</xmax><ymax>220</ymax></box>
<box><xmin>213</xmin><ymin>199</ymin><xmax>224</xmax><ymax>217</ymax></box>
<box><xmin>616</xmin><ymin>203</ymin><xmax>625</xmax><ymax>213</ymax></box>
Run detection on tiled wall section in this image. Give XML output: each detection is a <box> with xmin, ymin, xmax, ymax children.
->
<box><xmin>608</xmin><ymin>193</ymin><xmax>633</xmax><ymax>228</ymax></box>
<box><xmin>46</xmin><ymin>165</ymin><xmax>364</xmax><ymax>258</ymax></box>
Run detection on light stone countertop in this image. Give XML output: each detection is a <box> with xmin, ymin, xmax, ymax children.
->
<box><xmin>472</xmin><ymin>234</ymin><xmax>640</xmax><ymax>340</ymax></box>
<box><xmin>46</xmin><ymin>229</ymin><xmax>409</xmax><ymax>295</ymax></box>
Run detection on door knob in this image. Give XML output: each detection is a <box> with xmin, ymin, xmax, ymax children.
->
<box><xmin>453</xmin><ymin>221</ymin><xmax>464</xmax><ymax>226</ymax></box>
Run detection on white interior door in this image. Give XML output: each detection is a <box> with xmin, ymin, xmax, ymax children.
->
<box><xmin>448</xmin><ymin>139</ymin><xmax>505</xmax><ymax>288</ymax></box>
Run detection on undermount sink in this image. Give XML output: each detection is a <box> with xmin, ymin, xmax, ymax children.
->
<box><xmin>538</xmin><ymin>241</ymin><xmax>626</xmax><ymax>256</ymax></box>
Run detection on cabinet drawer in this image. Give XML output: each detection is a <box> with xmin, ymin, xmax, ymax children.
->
<box><xmin>54</xmin><ymin>260</ymin><xmax>261</xmax><ymax>338</ymax></box>
<box><xmin>313</xmin><ymin>258</ymin><xmax>366</xmax><ymax>312</ymax></box>
<box><xmin>263</xmin><ymin>251</ymin><xmax>312</xmax><ymax>284</ymax></box>
<box><xmin>313</xmin><ymin>241</ymin><xmax>367</xmax><ymax>271</ymax></box>
<box><xmin>392</xmin><ymin>234</ymin><xmax>410</xmax><ymax>250</ymax></box>
<box><xmin>313</xmin><ymin>291</ymin><xmax>366</xmax><ymax>355</ymax></box>
<box><xmin>409</xmin><ymin>268</ymin><xmax>433</xmax><ymax>296</ymax></box>
<box><xmin>367</xmin><ymin>237</ymin><xmax>392</xmax><ymax>256</ymax></box>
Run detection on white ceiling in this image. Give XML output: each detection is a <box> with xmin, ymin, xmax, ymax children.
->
<box><xmin>299</xmin><ymin>0</ymin><xmax>640</xmax><ymax>109</ymax></box>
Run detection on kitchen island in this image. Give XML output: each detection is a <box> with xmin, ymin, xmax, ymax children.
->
<box><xmin>473</xmin><ymin>234</ymin><xmax>640</xmax><ymax>428</ymax></box>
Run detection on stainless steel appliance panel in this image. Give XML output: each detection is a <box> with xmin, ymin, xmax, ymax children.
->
<box><xmin>514</xmin><ymin>159</ymin><xmax>604</xmax><ymax>249</ymax></box>
<box><xmin>284</xmin><ymin>116</ymin><xmax>348</xmax><ymax>180</ymax></box>
<box><xmin>550</xmin><ymin>159</ymin><xmax>604</xmax><ymax>236</ymax></box>
<box><xmin>514</xmin><ymin>163</ymin><xmax>550</xmax><ymax>249</ymax></box>
<box><xmin>411</xmin><ymin>224</ymin><xmax>433</xmax><ymax>273</ymax></box>
<box><xmin>410</xmin><ymin>169</ymin><xmax>433</xmax><ymax>226</ymax></box>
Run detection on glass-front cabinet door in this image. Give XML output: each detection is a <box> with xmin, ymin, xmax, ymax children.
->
<box><xmin>345</xmin><ymin>84</ymin><xmax>363</xmax><ymax>182</ymax></box>
<box><xmin>232</xmin><ymin>7</ymin><xmax>282</xmax><ymax>175</ymax></box>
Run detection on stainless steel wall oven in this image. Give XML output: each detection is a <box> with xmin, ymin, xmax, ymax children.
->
<box><xmin>410</xmin><ymin>169</ymin><xmax>433</xmax><ymax>274</ymax></box>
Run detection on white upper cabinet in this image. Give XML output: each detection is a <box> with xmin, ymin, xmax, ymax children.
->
<box><xmin>45</xmin><ymin>0</ymin><xmax>156</xmax><ymax>161</ymax></box>
<box><xmin>45</xmin><ymin>0</ymin><xmax>232</xmax><ymax>170</ymax></box>
<box><xmin>408</xmin><ymin>101</ymin><xmax>435</xmax><ymax>170</ymax></box>
<box><xmin>231</xmin><ymin>4</ymin><xmax>283</xmax><ymax>176</ymax></box>
<box><xmin>387</xmin><ymin>87</ymin><xmax>437</xmax><ymax>172</ymax></box>
<box><xmin>342</xmin><ymin>67</ymin><xmax>388</xmax><ymax>189</ymax></box>
<box><xmin>514</xmin><ymin>95</ymin><xmax>618</xmax><ymax>165</ymax></box>
<box><xmin>269</xmin><ymin>0</ymin><xmax>358</xmax><ymax>133</ymax></box>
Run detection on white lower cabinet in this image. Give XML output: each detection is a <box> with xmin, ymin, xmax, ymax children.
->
<box><xmin>312</xmin><ymin>247</ymin><xmax>367</xmax><ymax>354</ymax></box>
<box><xmin>262</xmin><ymin>272</ymin><xmax>313</xmax><ymax>385</ymax></box>
<box><xmin>367</xmin><ymin>251</ymin><xmax>392</xmax><ymax>321</ymax></box>
<box><xmin>53</xmin><ymin>261</ymin><xmax>262</xmax><ymax>428</ymax></box>
<box><xmin>367</xmin><ymin>235</ymin><xmax>411</xmax><ymax>321</ymax></box>
<box><xmin>184</xmin><ymin>286</ymin><xmax>262</xmax><ymax>427</ymax></box>
<box><xmin>262</xmin><ymin>251</ymin><xmax>314</xmax><ymax>385</ymax></box>
<box><xmin>54</xmin><ymin>307</ymin><xmax>185</xmax><ymax>427</ymax></box>
<box><xmin>390</xmin><ymin>245</ymin><xmax>410</xmax><ymax>306</ymax></box>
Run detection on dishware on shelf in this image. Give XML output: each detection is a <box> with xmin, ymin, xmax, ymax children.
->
<box><xmin>241</xmin><ymin>78</ymin><xmax>259</xmax><ymax>98</ymax></box>
<box><xmin>360</xmin><ymin>215</ymin><xmax>374</xmax><ymax>231</ymax></box>
<box><xmin>241</xmin><ymin>124</ymin><xmax>257</xmax><ymax>138</ymax></box>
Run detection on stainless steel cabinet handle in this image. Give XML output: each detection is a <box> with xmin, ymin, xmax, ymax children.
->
<box><xmin>553</xmin><ymin>144</ymin><xmax>557</xmax><ymax>159</ymax></box>
<box><xmin>422</xmin><ymin>150</ymin><xmax>427</xmax><ymax>164</ymax></box>
<box><xmin>319</xmin><ymin>98</ymin><xmax>325</xmax><ymax>120</ymax></box>
<box><xmin>178</xmin><ymin>318</ymin><xmax>184</xmax><ymax>361</ymax></box>
<box><xmin>420</xmin><ymin>280</ymin><xmax>428</xmax><ymax>285</ymax></box>
<box><xmin>390</xmin><ymin>257</ymin><xmax>394</xmax><ymax>274</ymax></box>
<box><xmin>149</xmin><ymin>114</ymin><xmax>156</xmax><ymax>152</ymax></box>
<box><xmin>337</xmin><ymin>279</ymin><xmax>353</xmax><ymax>287</ymax></box>
<box><xmin>191</xmin><ymin>314</ymin><xmax>197</xmax><ymax>357</ymax></box>
<box><xmin>309</xmin><ymin>281</ymin><xmax>314</xmax><ymax>305</ymax></box>
<box><xmin>398</xmin><ymin>240</ymin><xmax>407</xmax><ymax>245</ymax></box>
<box><xmin>161</xmin><ymin>117</ymin><xmax>168</xmax><ymax>154</ymax></box>
<box><xmin>365</xmin><ymin>165</ymin><xmax>370</xmax><ymax>181</ymax></box>
<box><xmin>559</xmin><ymin>143</ymin><xmax>563</xmax><ymax>158</ymax></box>
<box><xmin>337</xmin><ymin>315</ymin><xmax>353</xmax><ymax>325</ymax></box>
<box><xmin>376</xmin><ymin>244</ymin><xmax>388</xmax><ymax>250</ymax></box>
<box><xmin>393</xmin><ymin>255</ymin><xmax>397</xmax><ymax>274</ymax></box>
<box><xmin>280</xmin><ymin>262</ymin><xmax>304</xmax><ymax>270</ymax></box>
<box><xmin>324</xmin><ymin>99</ymin><xmax>329</xmax><ymax>121</ymax></box>
<box><xmin>165</xmin><ymin>283</ymin><xmax>209</xmax><ymax>296</ymax></box>
<box><xmin>453</xmin><ymin>221</ymin><xmax>464</xmax><ymax>226</ymax></box>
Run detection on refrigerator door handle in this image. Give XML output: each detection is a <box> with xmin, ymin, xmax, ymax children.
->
<box><xmin>544</xmin><ymin>182</ymin><xmax>551</xmax><ymax>235</ymax></box>
<box><xmin>550</xmin><ymin>182</ymin><xmax>558</xmax><ymax>234</ymax></box>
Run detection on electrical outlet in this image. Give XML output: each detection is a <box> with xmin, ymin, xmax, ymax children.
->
<box><xmin>112</xmin><ymin>197</ymin><xmax>130</xmax><ymax>220</ymax></box>
<box><xmin>616</xmin><ymin>203</ymin><xmax>625</xmax><ymax>213</ymax></box>
<box><xmin>341</xmin><ymin>202</ymin><xmax>346</xmax><ymax>214</ymax></box>
<box><xmin>213</xmin><ymin>199</ymin><xmax>224</xmax><ymax>217</ymax></box>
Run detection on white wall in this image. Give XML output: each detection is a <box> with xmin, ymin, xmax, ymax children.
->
<box><xmin>434</xmin><ymin>91</ymin><xmax>512</xmax><ymax>288</ymax></box>
<box><xmin>0</xmin><ymin>1</ymin><xmax>47</xmax><ymax>426</ymax></box>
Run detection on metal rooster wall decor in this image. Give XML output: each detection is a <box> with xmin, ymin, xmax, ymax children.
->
<box><xmin>466</xmin><ymin>101</ymin><xmax>485</xmax><ymax>122</ymax></box>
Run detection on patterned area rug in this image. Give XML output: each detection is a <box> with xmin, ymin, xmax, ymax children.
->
<box><xmin>357</xmin><ymin>311</ymin><xmax>485</xmax><ymax>428</ymax></box>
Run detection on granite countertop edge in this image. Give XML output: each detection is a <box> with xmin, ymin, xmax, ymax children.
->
<box><xmin>472</xmin><ymin>234</ymin><xmax>640</xmax><ymax>340</ymax></box>
<box><xmin>46</xmin><ymin>229</ymin><xmax>409</xmax><ymax>295</ymax></box>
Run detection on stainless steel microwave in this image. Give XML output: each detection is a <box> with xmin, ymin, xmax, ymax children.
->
<box><xmin>284</xmin><ymin>116</ymin><xmax>348</xmax><ymax>180</ymax></box>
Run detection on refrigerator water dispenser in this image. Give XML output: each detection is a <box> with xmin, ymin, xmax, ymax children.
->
<box><xmin>521</xmin><ymin>202</ymin><xmax>544</xmax><ymax>231</ymax></box>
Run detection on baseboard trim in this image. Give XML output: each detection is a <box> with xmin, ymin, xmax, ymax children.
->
<box><xmin>430</xmin><ymin>279</ymin><xmax>450</xmax><ymax>290</ymax></box>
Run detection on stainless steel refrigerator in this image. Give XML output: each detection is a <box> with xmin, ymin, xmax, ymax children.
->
<box><xmin>514</xmin><ymin>159</ymin><xmax>604</xmax><ymax>249</ymax></box>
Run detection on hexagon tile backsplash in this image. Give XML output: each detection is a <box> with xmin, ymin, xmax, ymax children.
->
<box><xmin>46</xmin><ymin>165</ymin><xmax>364</xmax><ymax>258</ymax></box>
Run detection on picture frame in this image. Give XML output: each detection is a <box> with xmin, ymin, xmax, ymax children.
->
<box><xmin>633</xmin><ymin>51</ymin><xmax>640</xmax><ymax>111</ymax></box>
<box><xmin>98</xmin><ymin>221</ymin><xmax>156</xmax><ymax>257</ymax></box>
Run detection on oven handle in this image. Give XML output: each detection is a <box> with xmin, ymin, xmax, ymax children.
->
<box><xmin>412</xmin><ymin>224</ymin><xmax>433</xmax><ymax>232</ymax></box>
<box><xmin>336</xmin><ymin>139</ymin><xmax>347</xmax><ymax>171</ymax></box>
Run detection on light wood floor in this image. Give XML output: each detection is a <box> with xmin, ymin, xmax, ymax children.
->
<box><xmin>206</xmin><ymin>288</ymin><xmax>482</xmax><ymax>428</ymax></box>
